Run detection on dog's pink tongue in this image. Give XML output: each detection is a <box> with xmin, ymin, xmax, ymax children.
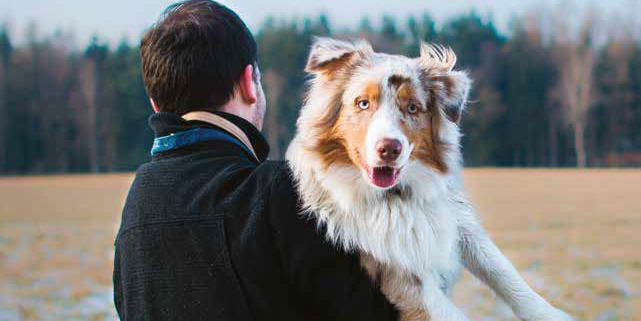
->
<box><xmin>371</xmin><ymin>167</ymin><xmax>398</xmax><ymax>188</ymax></box>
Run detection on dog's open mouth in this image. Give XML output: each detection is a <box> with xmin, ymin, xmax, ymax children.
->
<box><xmin>368</xmin><ymin>166</ymin><xmax>401</xmax><ymax>189</ymax></box>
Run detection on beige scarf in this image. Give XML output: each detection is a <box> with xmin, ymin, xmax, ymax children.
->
<box><xmin>182</xmin><ymin>111</ymin><xmax>259</xmax><ymax>162</ymax></box>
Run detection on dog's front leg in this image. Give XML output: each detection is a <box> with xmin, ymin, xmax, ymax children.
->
<box><xmin>415</xmin><ymin>271</ymin><xmax>470</xmax><ymax>321</ymax></box>
<box><xmin>458</xmin><ymin>221</ymin><xmax>574</xmax><ymax>321</ymax></box>
<box><xmin>373</xmin><ymin>262</ymin><xmax>469</xmax><ymax>321</ymax></box>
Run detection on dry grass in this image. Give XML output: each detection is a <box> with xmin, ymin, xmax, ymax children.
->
<box><xmin>0</xmin><ymin>169</ymin><xmax>639</xmax><ymax>321</ymax></box>
<box><xmin>0</xmin><ymin>174</ymin><xmax>132</xmax><ymax>321</ymax></box>
<box><xmin>453</xmin><ymin>169</ymin><xmax>641</xmax><ymax>321</ymax></box>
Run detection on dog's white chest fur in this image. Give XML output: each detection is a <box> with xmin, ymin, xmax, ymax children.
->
<box><xmin>342</xmin><ymin>181</ymin><xmax>462</xmax><ymax>286</ymax></box>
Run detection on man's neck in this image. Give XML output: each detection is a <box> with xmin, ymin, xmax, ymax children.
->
<box><xmin>219</xmin><ymin>99</ymin><xmax>260</xmax><ymax>130</ymax></box>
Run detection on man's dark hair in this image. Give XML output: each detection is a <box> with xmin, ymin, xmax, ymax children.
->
<box><xmin>140</xmin><ymin>0</ymin><xmax>257</xmax><ymax>114</ymax></box>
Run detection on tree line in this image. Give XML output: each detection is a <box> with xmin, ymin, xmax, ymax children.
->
<box><xmin>0</xmin><ymin>9</ymin><xmax>640</xmax><ymax>175</ymax></box>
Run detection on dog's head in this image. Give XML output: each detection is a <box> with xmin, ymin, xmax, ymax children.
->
<box><xmin>299</xmin><ymin>37</ymin><xmax>471</xmax><ymax>190</ymax></box>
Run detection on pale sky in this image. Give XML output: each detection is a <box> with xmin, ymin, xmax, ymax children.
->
<box><xmin>0</xmin><ymin>0</ymin><xmax>638</xmax><ymax>47</ymax></box>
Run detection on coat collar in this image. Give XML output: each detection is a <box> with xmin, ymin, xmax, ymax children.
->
<box><xmin>148</xmin><ymin>111</ymin><xmax>270</xmax><ymax>162</ymax></box>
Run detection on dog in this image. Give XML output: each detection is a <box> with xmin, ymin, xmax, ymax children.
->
<box><xmin>285</xmin><ymin>37</ymin><xmax>574</xmax><ymax>321</ymax></box>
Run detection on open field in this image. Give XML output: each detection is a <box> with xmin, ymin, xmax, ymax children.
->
<box><xmin>1</xmin><ymin>169</ymin><xmax>640</xmax><ymax>321</ymax></box>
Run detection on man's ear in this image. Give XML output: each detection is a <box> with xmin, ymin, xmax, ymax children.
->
<box><xmin>150</xmin><ymin>98</ymin><xmax>160</xmax><ymax>113</ymax></box>
<box><xmin>238</xmin><ymin>64</ymin><xmax>257</xmax><ymax>105</ymax></box>
<box><xmin>418</xmin><ymin>42</ymin><xmax>471</xmax><ymax>123</ymax></box>
<box><xmin>305</xmin><ymin>37</ymin><xmax>372</xmax><ymax>74</ymax></box>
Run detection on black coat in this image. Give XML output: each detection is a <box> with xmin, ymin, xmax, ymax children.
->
<box><xmin>113</xmin><ymin>111</ymin><xmax>400</xmax><ymax>321</ymax></box>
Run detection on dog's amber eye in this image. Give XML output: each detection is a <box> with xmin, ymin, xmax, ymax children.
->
<box><xmin>358</xmin><ymin>99</ymin><xmax>370</xmax><ymax>110</ymax></box>
<box><xmin>407</xmin><ymin>102</ymin><xmax>419</xmax><ymax>114</ymax></box>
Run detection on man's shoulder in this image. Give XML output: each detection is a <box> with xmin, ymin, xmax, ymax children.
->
<box><xmin>253</xmin><ymin>160</ymin><xmax>297</xmax><ymax>197</ymax></box>
<box><xmin>253</xmin><ymin>159</ymin><xmax>289</xmax><ymax>176</ymax></box>
<box><xmin>252</xmin><ymin>159</ymin><xmax>285</xmax><ymax>173</ymax></box>
<box><xmin>253</xmin><ymin>160</ymin><xmax>315</xmax><ymax>233</ymax></box>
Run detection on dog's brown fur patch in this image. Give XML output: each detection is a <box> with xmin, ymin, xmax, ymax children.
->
<box><xmin>400</xmin><ymin>308</ymin><xmax>429</xmax><ymax>321</ymax></box>
<box><xmin>363</xmin><ymin>81</ymin><xmax>381</xmax><ymax>104</ymax></box>
<box><xmin>310</xmin><ymin>94</ymin><xmax>352</xmax><ymax>169</ymax></box>
<box><xmin>401</xmin><ymin>82</ymin><xmax>450</xmax><ymax>173</ymax></box>
<box><xmin>311</xmin><ymin>81</ymin><xmax>382</xmax><ymax>170</ymax></box>
<box><xmin>396</xmin><ymin>83</ymin><xmax>416</xmax><ymax>112</ymax></box>
<box><xmin>306</xmin><ymin>51</ymin><xmax>355</xmax><ymax>75</ymax></box>
<box><xmin>339</xmin><ymin>82</ymin><xmax>381</xmax><ymax>171</ymax></box>
<box><xmin>388</xmin><ymin>74</ymin><xmax>410</xmax><ymax>89</ymax></box>
<box><xmin>314</xmin><ymin>129</ymin><xmax>351</xmax><ymax>170</ymax></box>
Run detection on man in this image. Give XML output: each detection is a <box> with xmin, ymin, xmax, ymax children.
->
<box><xmin>112</xmin><ymin>1</ymin><xmax>400</xmax><ymax>320</ymax></box>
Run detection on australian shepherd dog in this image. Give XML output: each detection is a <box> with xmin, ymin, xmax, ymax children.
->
<box><xmin>286</xmin><ymin>37</ymin><xmax>574</xmax><ymax>321</ymax></box>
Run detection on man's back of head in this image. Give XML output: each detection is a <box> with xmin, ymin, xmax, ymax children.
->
<box><xmin>140</xmin><ymin>0</ymin><xmax>257</xmax><ymax>115</ymax></box>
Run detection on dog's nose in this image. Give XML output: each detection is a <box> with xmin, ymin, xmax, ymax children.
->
<box><xmin>376</xmin><ymin>138</ymin><xmax>402</xmax><ymax>162</ymax></box>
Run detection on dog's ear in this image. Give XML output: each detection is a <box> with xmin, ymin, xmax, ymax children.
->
<box><xmin>305</xmin><ymin>37</ymin><xmax>371</xmax><ymax>74</ymax></box>
<box><xmin>418</xmin><ymin>42</ymin><xmax>471</xmax><ymax>123</ymax></box>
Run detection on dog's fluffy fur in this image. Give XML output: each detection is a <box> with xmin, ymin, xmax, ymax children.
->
<box><xmin>286</xmin><ymin>37</ymin><xmax>574</xmax><ymax>321</ymax></box>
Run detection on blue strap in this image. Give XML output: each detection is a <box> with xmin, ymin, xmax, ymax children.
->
<box><xmin>151</xmin><ymin>128</ymin><xmax>255</xmax><ymax>159</ymax></box>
